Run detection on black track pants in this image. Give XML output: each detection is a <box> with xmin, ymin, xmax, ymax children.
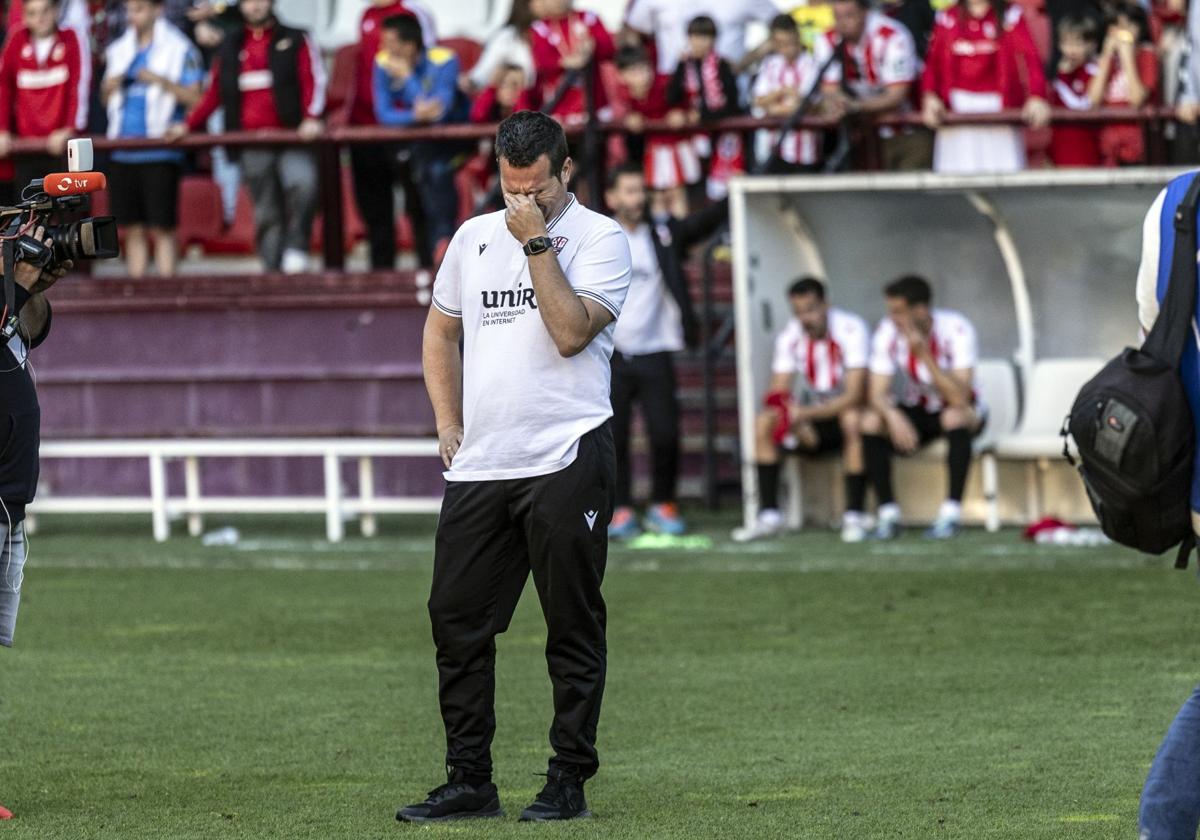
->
<box><xmin>428</xmin><ymin>423</ymin><xmax>614</xmax><ymax>781</ymax></box>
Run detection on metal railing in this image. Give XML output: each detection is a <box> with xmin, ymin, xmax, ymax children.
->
<box><xmin>0</xmin><ymin>105</ymin><xmax>1181</xmax><ymax>269</ymax></box>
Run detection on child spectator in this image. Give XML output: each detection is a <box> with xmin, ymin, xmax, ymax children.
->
<box><xmin>102</xmin><ymin>0</ymin><xmax>203</xmax><ymax>278</ymax></box>
<box><xmin>527</xmin><ymin>0</ymin><xmax>615</xmax><ymax>125</ymax></box>
<box><xmin>615</xmin><ymin>44</ymin><xmax>697</xmax><ymax>218</ymax></box>
<box><xmin>469</xmin><ymin>62</ymin><xmax>527</xmax><ymax>123</ymax></box>
<box><xmin>921</xmin><ymin>0</ymin><xmax>1050</xmax><ymax>173</ymax></box>
<box><xmin>666</xmin><ymin>15</ymin><xmax>743</xmax><ymax>198</ymax></box>
<box><xmin>1049</xmin><ymin>14</ymin><xmax>1101</xmax><ymax>167</ymax></box>
<box><xmin>751</xmin><ymin>14</ymin><xmax>821</xmax><ymax>173</ymax></box>
<box><xmin>1088</xmin><ymin>2</ymin><xmax>1159</xmax><ymax>166</ymax></box>
<box><xmin>0</xmin><ymin>0</ymin><xmax>88</xmax><ymax>191</ymax></box>
<box><xmin>170</xmin><ymin>0</ymin><xmax>326</xmax><ymax>274</ymax></box>
<box><xmin>374</xmin><ymin>14</ymin><xmax>469</xmax><ymax>266</ymax></box>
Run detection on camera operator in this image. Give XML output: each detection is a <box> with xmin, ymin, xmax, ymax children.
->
<box><xmin>0</xmin><ymin>226</ymin><xmax>71</xmax><ymax>655</ymax></box>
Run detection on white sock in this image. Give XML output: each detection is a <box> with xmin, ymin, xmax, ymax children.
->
<box><xmin>759</xmin><ymin>508</ymin><xmax>783</xmax><ymax>526</ymax></box>
<box><xmin>878</xmin><ymin>502</ymin><xmax>901</xmax><ymax>523</ymax></box>
<box><xmin>937</xmin><ymin>500</ymin><xmax>962</xmax><ymax>522</ymax></box>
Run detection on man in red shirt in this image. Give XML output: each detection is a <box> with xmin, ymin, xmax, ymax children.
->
<box><xmin>169</xmin><ymin>0</ymin><xmax>325</xmax><ymax>273</ymax></box>
<box><xmin>342</xmin><ymin>0</ymin><xmax>436</xmax><ymax>271</ymax></box>
<box><xmin>0</xmin><ymin>0</ymin><xmax>88</xmax><ymax>196</ymax></box>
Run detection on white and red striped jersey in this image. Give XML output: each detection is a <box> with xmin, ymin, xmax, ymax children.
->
<box><xmin>869</xmin><ymin>308</ymin><xmax>979</xmax><ymax>412</ymax></box>
<box><xmin>751</xmin><ymin>51</ymin><xmax>822</xmax><ymax>165</ymax></box>
<box><xmin>0</xmin><ymin>27</ymin><xmax>87</xmax><ymax>137</ymax></box>
<box><xmin>772</xmin><ymin>308</ymin><xmax>870</xmax><ymax>400</ymax></box>
<box><xmin>814</xmin><ymin>11</ymin><xmax>919</xmax><ymax>101</ymax></box>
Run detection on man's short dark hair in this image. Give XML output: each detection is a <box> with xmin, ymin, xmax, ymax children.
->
<box><xmin>605</xmin><ymin>162</ymin><xmax>643</xmax><ymax>191</ymax></box>
<box><xmin>687</xmin><ymin>15</ymin><xmax>717</xmax><ymax>37</ymax></box>
<box><xmin>383</xmin><ymin>13</ymin><xmax>424</xmax><ymax>47</ymax></box>
<box><xmin>615</xmin><ymin>44</ymin><xmax>650</xmax><ymax>71</ymax></box>
<box><xmin>832</xmin><ymin>0</ymin><xmax>871</xmax><ymax>9</ymax></box>
<box><xmin>884</xmin><ymin>274</ymin><xmax>932</xmax><ymax>305</ymax></box>
<box><xmin>788</xmin><ymin>276</ymin><xmax>826</xmax><ymax>300</ymax></box>
<box><xmin>495</xmin><ymin>110</ymin><xmax>570</xmax><ymax>177</ymax></box>
<box><xmin>769</xmin><ymin>13</ymin><xmax>799</xmax><ymax>35</ymax></box>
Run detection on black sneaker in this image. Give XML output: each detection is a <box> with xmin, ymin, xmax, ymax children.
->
<box><xmin>518</xmin><ymin>769</ymin><xmax>591</xmax><ymax>822</ymax></box>
<box><xmin>395</xmin><ymin>771</ymin><xmax>503</xmax><ymax>824</ymax></box>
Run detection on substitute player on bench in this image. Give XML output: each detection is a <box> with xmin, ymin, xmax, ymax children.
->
<box><xmin>406</xmin><ymin>111</ymin><xmax>631</xmax><ymax>824</ymax></box>
<box><xmin>860</xmin><ymin>274</ymin><xmax>985</xmax><ymax>540</ymax></box>
<box><xmin>734</xmin><ymin>277</ymin><xmax>870</xmax><ymax>543</ymax></box>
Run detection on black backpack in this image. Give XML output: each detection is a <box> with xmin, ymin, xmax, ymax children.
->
<box><xmin>1063</xmin><ymin>173</ymin><xmax>1200</xmax><ymax>567</ymax></box>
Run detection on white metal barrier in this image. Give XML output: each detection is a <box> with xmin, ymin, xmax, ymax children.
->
<box><xmin>30</xmin><ymin>438</ymin><xmax>443</xmax><ymax>542</ymax></box>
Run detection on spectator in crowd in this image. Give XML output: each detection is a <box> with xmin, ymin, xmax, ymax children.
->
<box><xmin>1173</xmin><ymin>0</ymin><xmax>1200</xmax><ymax>139</ymax></box>
<box><xmin>861</xmin><ymin>275</ymin><xmax>984</xmax><ymax>540</ymax></box>
<box><xmin>1088</xmin><ymin>1</ymin><xmax>1159</xmax><ymax>166</ymax></box>
<box><xmin>465</xmin><ymin>0</ymin><xmax>534</xmax><ymax>96</ymax></box>
<box><xmin>102</xmin><ymin>0</ymin><xmax>202</xmax><ymax>278</ymax></box>
<box><xmin>170</xmin><ymin>0</ymin><xmax>326</xmax><ymax>274</ymax></box>
<box><xmin>343</xmin><ymin>0</ymin><xmax>437</xmax><ymax>272</ymax></box>
<box><xmin>469</xmin><ymin>62</ymin><xmax>527</xmax><ymax>123</ymax></box>
<box><xmin>0</xmin><ymin>0</ymin><xmax>89</xmax><ymax>193</ymax></box>
<box><xmin>666</xmin><ymin>16</ymin><xmax>741</xmax><ymax>126</ymax></box>
<box><xmin>614</xmin><ymin>44</ymin><xmax>697</xmax><ymax>218</ymax></box>
<box><xmin>525</xmin><ymin>0</ymin><xmax>614</xmax><ymax>124</ymax></box>
<box><xmin>921</xmin><ymin>0</ymin><xmax>1050</xmax><ymax>173</ymax></box>
<box><xmin>1049</xmin><ymin>14</ymin><xmax>1101</xmax><ymax>167</ymax></box>
<box><xmin>733</xmin><ymin>277</ymin><xmax>870</xmax><ymax>544</ymax></box>
<box><xmin>622</xmin><ymin>0</ymin><xmax>781</xmax><ymax>79</ymax></box>
<box><xmin>751</xmin><ymin>14</ymin><xmax>822</xmax><ymax>174</ymax></box>
<box><xmin>374</xmin><ymin>14</ymin><xmax>469</xmax><ymax>266</ymax></box>
<box><xmin>97</xmin><ymin>0</ymin><xmax>193</xmax><ymax>49</ymax></box>
<box><xmin>604</xmin><ymin>164</ymin><xmax>726</xmax><ymax>540</ymax></box>
<box><xmin>817</xmin><ymin>0</ymin><xmax>928</xmax><ymax>171</ymax></box>
<box><xmin>6</xmin><ymin>0</ymin><xmax>91</xmax><ymax>85</ymax></box>
<box><xmin>666</xmin><ymin>15</ymin><xmax>743</xmax><ymax>197</ymax></box>
<box><xmin>880</xmin><ymin>0</ymin><xmax>937</xmax><ymax>58</ymax></box>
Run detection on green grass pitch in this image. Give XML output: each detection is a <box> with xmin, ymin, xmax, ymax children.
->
<box><xmin>2</xmin><ymin>512</ymin><xmax>1199</xmax><ymax>839</ymax></box>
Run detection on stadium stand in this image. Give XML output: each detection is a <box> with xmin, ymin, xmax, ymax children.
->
<box><xmin>0</xmin><ymin>0</ymin><xmax>1192</xmax><ymax>535</ymax></box>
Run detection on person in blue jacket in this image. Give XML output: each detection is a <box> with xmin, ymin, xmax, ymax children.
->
<box><xmin>374</xmin><ymin>14</ymin><xmax>468</xmax><ymax>263</ymax></box>
<box><xmin>1135</xmin><ymin>170</ymin><xmax>1200</xmax><ymax>840</ymax></box>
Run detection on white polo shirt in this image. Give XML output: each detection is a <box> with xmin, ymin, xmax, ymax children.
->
<box><xmin>613</xmin><ymin>222</ymin><xmax>684</xmax><ymax>357</ymax></box>
<box><xmin>432</xmin><ymin>194</ymin><xmax>632</xmax><ymax>482</ymax></box>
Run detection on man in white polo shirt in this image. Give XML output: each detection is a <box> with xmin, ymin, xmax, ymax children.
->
<box><xmin>402</xmin><ymin>111</ymin><xmax>631</xmax><ymax>825</ymax></box>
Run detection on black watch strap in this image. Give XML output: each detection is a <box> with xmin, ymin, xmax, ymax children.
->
<box><xmin>523</xmin><ymin>235</ymin><xmax>553</xmax><ymax>256</ymax></box>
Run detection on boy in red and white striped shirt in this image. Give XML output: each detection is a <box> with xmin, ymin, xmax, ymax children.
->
<box><xmin>735</xmin><ymin>277</ymin><xmax>871</xmax><ymax>543</ymax></box>
<box><xmin>751</xmin><ymin>14</ymin><xmax>821</xmax><ymax>172</ymax></box>
<box><xmin>0</xmin><ymin>0</ymin><xmax>88</xmax><ymax>193</ymax></box>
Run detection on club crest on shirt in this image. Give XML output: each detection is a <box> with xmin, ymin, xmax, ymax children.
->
<box><xmin>551</xmin><ymin>236</ymin><xmax>568</xmax><ymax>254</ymax></box>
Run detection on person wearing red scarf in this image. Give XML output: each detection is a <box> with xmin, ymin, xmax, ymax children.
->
<box><xmin>920</xmin><ymin>0</ymin><xmax>1050</xmax><ymax>172</ymax></box>
<box><xmin>526</xmin><ymin>0</ymin><xmax>614</xmax><ymax>124</ymax></box>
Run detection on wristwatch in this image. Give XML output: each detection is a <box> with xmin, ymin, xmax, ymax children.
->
<box><xmin>523</xmin><ymin>235</ymin><xmax>553</xmax><ymax>256</ymax></box>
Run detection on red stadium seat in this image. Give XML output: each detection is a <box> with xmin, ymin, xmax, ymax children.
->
<box><xmin>175</xmin><ymin>176</ymin><xmax>223</xmax><ymax>249</ymax></box>
<box><xmin>200</xmin><ymin>185</ymin><xmax>256</xmax><ymax>255</ymax></box>
<box><xmin>438</xmin><ymin>37</ymin><xmax>483</xmax><ymax>75</ymax></box>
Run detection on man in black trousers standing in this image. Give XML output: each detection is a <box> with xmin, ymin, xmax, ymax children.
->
<box><xmin>603</xmin><ymin>163</ymin><xmax>727</xmax><ymax>538</ymax></box>
<box><xmin>403</xmin><ymin>111</ymin><xmax>631</xmax><ymax>824</ymax></box>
